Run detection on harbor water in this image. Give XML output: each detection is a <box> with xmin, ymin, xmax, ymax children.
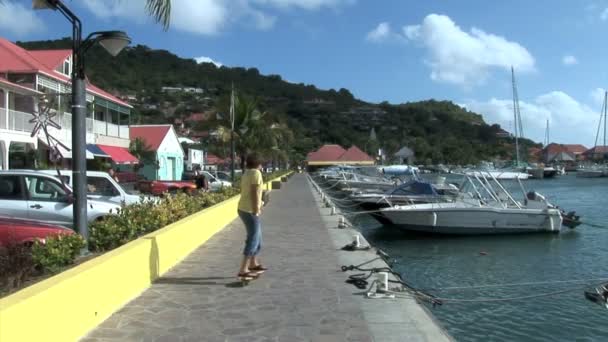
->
<box><xmin>347</xmin><ymin>174</ymin><xmax>608</xmax><ymax>342</ymax></box>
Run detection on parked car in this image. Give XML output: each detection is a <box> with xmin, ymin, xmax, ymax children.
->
<box><xmin>200</xmin><ymin>171</ymin><xmax>232</xmax><ymax>191</ymax></box>
<box><xmin>0</xmin><ymin>170</ymin><xmax>121</xmax><ymax>228</ymax></box>
<box><xmin>38</xmin><ymin>170</ymin><xmax>149</xmax><ymax>206</ymax></box>
<box><xmin>137</xmin><ymin>180</ymin><xmax>197</xmax><ymax>196</ymax></box>
<box><xmin>0</xmin><ymin>216</ymin><xmax>73</xmax><ymax>247</ymax></box>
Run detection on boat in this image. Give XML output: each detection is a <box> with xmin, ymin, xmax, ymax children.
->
<box><xmin>465</xmin><ymin>169</ymin><xmax>529</xmax><ymax>180</ymax></box>
<box><xmin>378</xmin><ymin>173</ymin><xmax>563</xmax><ymax>235</ymax></box>
<box><xmin>349</xmin><ymin>180</ymin><xmax>459</xmax><ymax>209</ymax></box>
<box><xmin>577</xmin><ymin>90</ymin><xmax>608</xmax><ymax>177</ymax></box>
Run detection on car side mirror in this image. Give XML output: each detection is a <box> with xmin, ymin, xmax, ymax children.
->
<box><xmin>65</xmin><ymin>193</ymin><xmax>74</xmax><ymax>204</ymax></box>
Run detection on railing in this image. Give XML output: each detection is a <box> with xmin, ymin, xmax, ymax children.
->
<box><xmin>0</xmin><ymin>108</ymin><xmax>128</xmax><ymax>139</ymax></box>
<box><xmin>2</xmin><ymin>109</ymin><xmax>36</xmax><ymax>133</ymax></box>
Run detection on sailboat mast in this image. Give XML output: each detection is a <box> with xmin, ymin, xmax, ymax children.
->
<box><xmin>511</xmin><ymin>66</ymin><xmax>521</xmax><ymax>165</ymax></box>
<box><xmin>545</xmin><ymin>119</ymin><xmax>549</xmax><ymax>146</ymax></box>
<box><xmin>596</xmin><ymin>91</ymin><xmax>608</xmax><ymax>148</ymax></box>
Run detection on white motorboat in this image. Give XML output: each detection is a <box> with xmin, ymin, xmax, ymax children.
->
<box><xmin>576</xmin><ymin>166</ymin><xmax>605</xmax><ymax>178</ymax></box>
<box><xmin>378</xmin><ymin>173</ymin><xmax>562</xmax><ymax>235</ymax></box>
<box><xmin>380</xmin><ymin>201</ymin><xmax>562</xmax><ymax>235</ymax></box>
<box><xmin>465</xmin><ymin>169</ymin><xmax>529</xmax><ymax>180</ymax></box>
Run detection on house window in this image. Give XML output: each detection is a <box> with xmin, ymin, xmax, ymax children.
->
<box><xmin>63</xmin><ymin>60</ymin><xmax>70</xmax><ymax>75</ymax></box>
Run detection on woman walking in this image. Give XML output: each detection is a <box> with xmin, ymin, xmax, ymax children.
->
<box><xmin>237</xmin><ymin>153</ymin><xmax>267</xmax><ymax>280</ymax></box>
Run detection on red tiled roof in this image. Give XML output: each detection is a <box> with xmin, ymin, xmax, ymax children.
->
<box><xmin>0</xmin><ymin>38</ymin><xmax>131</xmax><ymax>108</ymax></box>
<box><xmin>206</xmin><ymin>153</ymin><xmax>223</xmax><ymax>164</ymax></box>
<box><xmin>563</xmin><ymin>144</ymin><xmax>588</xmax><ymax>154</ymax></box>
<box><xmin>28</xmin><ymin>50</ymin><xmax>71</xmax><ymax>70</ymax></box>
<box><xmin>130</xmin><ymin>125</ymin><xmax>172</xmax><ymax>151</ymax></box>
<box><xmin>338</xmin><ymin>146</ymin><xmax>374</xmax><ymax>162</ymax></box>
<box><xmin>584</xmin><ymin>146</ymin><xmax>608</xmax><ymax>154</ymax></box>
<box><xmin>543</xmin><ymin>143</ymin><xmax>569</xmax><ymax>155</ymax></box>
<box><xmin>306</xmin><ymin>144</ymin><xmax>347</xmax><ymax>162</ymax></box>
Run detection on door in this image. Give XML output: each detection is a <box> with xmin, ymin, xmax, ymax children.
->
<box><xmin>0</xmin><ymin>175</ymin><xmax>29</xmax><ymax>219</ymax></box>
<box><xmin>86</xmin><ymin>175</ymin><xmax>122</xmax><ymax>204</ymax></box>
<box><xmin>167</xmin><ymin>157</ymin><xmax>176</xmax><ymax>180</ymax></box>
<box><xmin>24</xmin><ymin>175</ymin><xmax>73</xmax><ymax>227</ymax></box>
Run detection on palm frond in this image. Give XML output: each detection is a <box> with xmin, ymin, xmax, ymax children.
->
<box><xmin>145</xmin><ymin>0</ymin><xmax>172</xmax><ymax>31</ymax></box>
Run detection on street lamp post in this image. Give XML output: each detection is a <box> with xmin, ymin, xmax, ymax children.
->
<box><xmin>34</xmin><ymin>0</ymin><xmax>131</xmax><ymax>249</ymax></box>
<box><xmin>230</xmin><ymin>83</ymin><xmax>236</xmax><ymax>182</ymax></box>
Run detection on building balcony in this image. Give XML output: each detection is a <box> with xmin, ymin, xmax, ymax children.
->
<box><xmin>1</xmin><ymin>108</ymin><xmax>130</xmax><ymax>147</ymax></box>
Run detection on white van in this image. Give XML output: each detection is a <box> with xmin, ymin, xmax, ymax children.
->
<box><xmin>39</xmin><ymin>170</ymin><xmax>145</xmax><ymax>206</ymax></box>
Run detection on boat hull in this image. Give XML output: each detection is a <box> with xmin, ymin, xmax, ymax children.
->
<box><xmin>380</xmin><ymin>206</ymin><xmax>562</xmax><ymax>235</ymax></box>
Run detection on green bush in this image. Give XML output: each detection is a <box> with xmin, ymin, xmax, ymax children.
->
<box><xmin>89</xmin><ymin>187</ymin><xmax>240</xmax><ymax>252</ymax></box>
<box><xmin>31</xmin><ymin>234</ymin><xmax>86</xmax><ymax>274</ymax></box>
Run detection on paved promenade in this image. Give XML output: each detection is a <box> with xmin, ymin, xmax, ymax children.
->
<box><xmin>82</xmin><ymin>174</ymin><xmax>450</xmax><ymax>342</ymax></box>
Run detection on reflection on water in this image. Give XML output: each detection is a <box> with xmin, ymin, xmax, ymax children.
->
<box><xmin>343</xmin><ymin>174</ymin><xmax>608</xmax><ymax>342</ymax></box>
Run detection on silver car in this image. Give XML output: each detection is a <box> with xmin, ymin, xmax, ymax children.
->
<box><xmin>0</xmin><ymin>170</ymin><xmax>121</xmax><ymax>228</ymax></box>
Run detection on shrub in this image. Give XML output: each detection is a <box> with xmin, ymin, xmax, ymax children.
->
<box><xmin>89</xmin><ymin>187</ymin><xmax>241</xmax><ymax>252</ymax></box>
<box><xmin>31</xmin><ymin>234</ymin><xmax>86</xmax><ymax>274</ymax></box>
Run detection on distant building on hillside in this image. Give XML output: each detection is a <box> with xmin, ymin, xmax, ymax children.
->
<box><xmin>306</xmin><ymin>144</ymin><xmax>374</xmax><ymax>169</ymax></box>
<box><xmin>394</xmin><ymin>146</ymin><xmax>415</xmax><ymax>164</ymax></box>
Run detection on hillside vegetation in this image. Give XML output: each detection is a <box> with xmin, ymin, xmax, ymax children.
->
<box><xmin>18</xmin><ymin>38</ymin><xmax>538</xmax><ymax>165</ymax></box>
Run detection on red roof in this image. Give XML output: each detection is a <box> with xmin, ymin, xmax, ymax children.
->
<box><xmin>0</xmin><ymin>38</ymin><xmax>131</xmax><ymax>108</ymax></box>
<box><xmin>28</xmin><ymin>49</ymin><xmax>71</xmax><ymax>70</ymax></box>
<box><xmin>563</xmin><ymin>144</ymin><xmax>588</xmax><ymax>154</ymax></box>
<box><xmin>307</xmin><ymin>144</ymin><xmax>347</xmax><ymax>162</ymax></box>
<box><xmin>584</xmin><ymin>146</ymin><xmax>608</xmax><ymax>155</ymax></box>
<box><xmin>306</xmin><ymin>144</ymin><xmax>373</xmax><ymax>163</ymax></box>
<box><xmin>97</xmin><ymin>145</ymin><xmax>139</xmax><ymax>164</ymax></box>
<box><xmin>338</xmin><ymin>146</ymin><xmax>374</xmax><ymax>162</ymax></box>
<box><xmin>206</xmin><ymin>153</ymin><xmax>224</xmax><ymax>164</ymax></box>
<box><xmin>130</xmin><ymin>125</ymin><xmax>172</xmax><ymax>151</ymax></box>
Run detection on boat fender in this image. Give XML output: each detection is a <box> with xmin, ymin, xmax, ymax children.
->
<box><xmin>431</xmin><ymin>212</ymin><xmax>437</xmax><ymax>227</ymax></box>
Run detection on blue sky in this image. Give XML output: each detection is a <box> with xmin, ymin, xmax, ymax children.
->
<box><xmin>2</xmin><ymin>0</ymin><xmax>608</xmax><ymax>146</ymax></box>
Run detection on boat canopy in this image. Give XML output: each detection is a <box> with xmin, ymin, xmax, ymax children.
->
<box><xmin>389</xmin><ymin>180</ymin><xmax>437</xmax><ymax>196</ymax></box>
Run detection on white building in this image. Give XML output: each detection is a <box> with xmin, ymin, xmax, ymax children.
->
<box><xmin>0</xmin><ymin>37</ymin><xmax>137</xmax><ymax>169</ymax></box>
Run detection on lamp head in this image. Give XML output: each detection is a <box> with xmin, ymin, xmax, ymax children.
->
<box><xmin>96</xmin><ymin>31</ymin><xmax>131</xmax><ymax>57</ymax></box>
<box><xmin>32</xmin><ymin>0</ymin><xmax>57</xmax><ymax>10</ymax></box>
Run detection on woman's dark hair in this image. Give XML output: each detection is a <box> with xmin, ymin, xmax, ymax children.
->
<box><xmin>246</xmin><ymin>153</ymin><xmax>262</xmax><ymax>169</ymax></box>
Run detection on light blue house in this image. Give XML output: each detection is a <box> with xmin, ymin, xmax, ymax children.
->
<box><xmin>130</xmin><ymin>125</ymin><xmax>184</xmax><ymax>180</ymax></box>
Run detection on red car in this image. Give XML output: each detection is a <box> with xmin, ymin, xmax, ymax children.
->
<box><xmin>0</xmin><ymin>217</ymin><xmax>74</xmax><ymax>247</ymax></box>
<box><xmin>136</xmin><ymin>180</ymin><xmax>197</xmax><ymax>196</ymax></box>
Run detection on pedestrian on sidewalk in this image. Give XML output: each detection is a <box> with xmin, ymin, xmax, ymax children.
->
<box><xmin>237</xmin><ymin>152</ymin><xmax>267</xmax><ymax>279</ymax></box>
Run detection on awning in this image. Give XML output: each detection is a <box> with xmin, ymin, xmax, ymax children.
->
<box><xmin>38</xmin><ymin>138</ymin><xmax>94</xmax><ymax>159</ymax></box>
<box><xmin>86</xmin><ymin>144</ymin><xmax>110</xmax><ymax>158</ymax></box>
<box><xmin>97</xmin><ymin>145</ymin><xmax>139</xmax><ymax>164</ymax></box>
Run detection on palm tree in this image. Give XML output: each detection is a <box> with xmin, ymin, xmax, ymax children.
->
<box><xmin>144</xmin><ymin>0</ymin><xmax>172</xmax><ymax>30</ymax></box>
<box><xmin>129</xmin><ymin>137</ymin><xmax>155</xmax><ymax>171</ymax></box>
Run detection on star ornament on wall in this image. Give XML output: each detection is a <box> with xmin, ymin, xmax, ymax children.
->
<box><xmin>30</xmin><ymin>94</ymin><xmax>71</xmax><ymax>163</ymax></box>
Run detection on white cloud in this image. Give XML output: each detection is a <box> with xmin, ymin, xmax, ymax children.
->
<box><xmin>195</xmin><ymin>56</ymin><xmax>223</xmax><ymax>67</ymax></box>
<box><xmin>0</xmin><ymin>1</ymin><xmax>45</xmax><ymax>37</ymax></box>
<box><xmin>80</xmin><ymin>0</ymin><xmax>352</xmax><ymax>35</ymax></box>
<box><xmin>591</xmin><ymin>88</ymin><xmax>607</xmax><ymax>106</ymax></box>
<box><xmin>601</xmin><ymin>8</ymin><xmax>608</xmax><ymax>21</ymax></box>
<box><xmin>562</xmin><ymin>55</ymin><xmax>578</xmax><ymax>65</ymax></box>
<box><xmin>403</xmin><ymin>14</ymin><xmax>535</xmax><ymax>87</ymax></box>
<box><xmin>462</xmin><ymin>91</ymin><xmax>599</xmax><ymax>145</ymax></box>
<box><xmin>252</xmin><ymin>0</ymin><xmax>354</xmax><ymax>10</ymax></box>
<box><xmin>366</xmin><ymin>22</ymin><xmax>392</xmax><ymax>42</ymax></box>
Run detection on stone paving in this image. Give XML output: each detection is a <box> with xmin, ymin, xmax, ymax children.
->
<box><xmin>82</xmin><ymin>174</ymin><xmax>375</xmax><ymax>342</ymax></box>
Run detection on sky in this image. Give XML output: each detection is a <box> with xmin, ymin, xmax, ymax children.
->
<box><xmin>2</xmin><ymin>0</ymin><xmax>608</xmax><ymax>147</ymax></box>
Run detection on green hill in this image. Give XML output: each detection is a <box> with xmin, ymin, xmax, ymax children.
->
<box><xmin>17</xmin><ymin>38</ymin><xmax>537</xmax><ymax>165</ymax></box>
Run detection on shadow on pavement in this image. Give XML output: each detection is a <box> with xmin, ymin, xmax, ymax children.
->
<box><xmin>154</xmin><ymin>276</ymin><xmax>234</xmax><ymax>285</ymax></box>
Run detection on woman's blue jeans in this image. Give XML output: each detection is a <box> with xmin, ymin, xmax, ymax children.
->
<box><xmin>238</xmin><ymin>210</ymin><xmax>262</xmax><ymax>256</ymax></box>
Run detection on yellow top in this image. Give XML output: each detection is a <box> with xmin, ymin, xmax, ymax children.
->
<box><xmin>238</xmin><ymin>169</ymin><xmax>263</xmax><ymax>213</ymax></box>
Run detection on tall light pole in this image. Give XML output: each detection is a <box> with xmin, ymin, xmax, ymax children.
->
<box><xmin>34</xmin><ymin>0</ymin><xmax>131</xmax><ymax>249</ymax></box>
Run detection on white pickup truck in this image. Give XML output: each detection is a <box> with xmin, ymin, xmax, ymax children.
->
<box><xmin>39</xmin><ymin>170</ymin><xmax>147</xmax><ymax>206</ymax></box>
